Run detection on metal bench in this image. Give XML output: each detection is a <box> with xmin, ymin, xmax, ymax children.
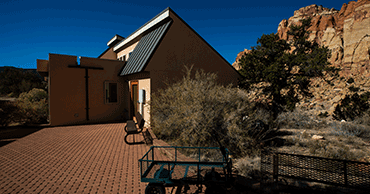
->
<box><xmin>124</xmin><ymin>112</ymin><xmax>152</xmax><ymax>145</ymax></box>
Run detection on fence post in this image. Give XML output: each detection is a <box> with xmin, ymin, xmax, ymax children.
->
<box><xmin>344</xmin><ymin>161</ymin><xmax>348</xmax><ymax>187</ymax></box>
<box><xmin>273</xmin><ymin>153</ymin><xmax>278</xmax><ymax>182</ymax></box>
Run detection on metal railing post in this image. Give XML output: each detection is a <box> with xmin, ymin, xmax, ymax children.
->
<box><xmin>344</xmin><ymin>161</ymin><xmax>348</xmax><ymax>187</ymax></box>
<box><xmin>273</xmin><ymin>153</ymin><xmax>278</xmax><ymax>183</ymax></box>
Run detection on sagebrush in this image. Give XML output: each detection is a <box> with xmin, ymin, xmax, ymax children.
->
<box><xmin>151</xmin><ymin>67</ymin><xmax>277</xmax><ymax>157</ymax></box>
<box><xmin>16</xmin><ymin>88</ymin><xmax>48</xmax><ymax>124</ymax></box>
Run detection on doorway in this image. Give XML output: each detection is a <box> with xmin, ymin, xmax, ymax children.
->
<box><xmin>130</xmin><ymin>81</ymin><xmax>138</xmax><ymax>119</ymax></box>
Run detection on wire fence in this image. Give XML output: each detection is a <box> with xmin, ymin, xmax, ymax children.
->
<box><xmin>261</xmin><ymin>151</ymin><xmax>370</xmax><ymax>190</ymax></box>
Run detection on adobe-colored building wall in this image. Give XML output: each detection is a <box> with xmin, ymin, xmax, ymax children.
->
<box><xmin>117</xmin><ymin>40</ymin><xmax>139</xmax><ymax>60</ymax></box>
<box><xmin>145</xmin><ymin>12</ymin><xmax>240</xmax><ymax>93</ymax></box>
<box><xmin>36</xmin><ymin>59</ymin><xmax>49</xmax><ymax>72</ymax></box>
<box><xmin>48</xmin><ymin>54</ymin><xmax>86</xmax><ymax>126</ymax></box>
<box><xmin>80</xmin><ymin>57</ymin><xmax>128</xmax><ymax>122</ymax></box>
<box><xmin>48</xmin><ymin>54</ymin><xmax>127</xmax><ymax>126</ymax></box>
<box><xmin>99</xmin><ymin>47</ymin><xmax>117</xmax><ymax>60</ymax></box>
<box><xmin>138</xmin><ymin>78</ymin><xmax>150</xmax><ymax>126</ymax></box>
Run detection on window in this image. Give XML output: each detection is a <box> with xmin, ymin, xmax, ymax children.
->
<box><xmin>118</xmin><ymin>55</ymin><xmax>126</xmax><ymax>62</ymax></box>
<box><xmin>105</xmin><ymin>82</ymin><xmax>117</xmax><ymax>103</ymax></box>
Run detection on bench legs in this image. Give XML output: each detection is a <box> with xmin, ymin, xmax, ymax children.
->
<box><xmin>124</xmin><ymin>133</ymin><xmax>144</xmax><ymax>145</ymax></box>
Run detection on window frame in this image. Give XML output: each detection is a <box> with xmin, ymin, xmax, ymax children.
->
<box><xmin>105</xmin><ymin>81</ymin><xmax>118</xmax><ymax>104</ymax></box>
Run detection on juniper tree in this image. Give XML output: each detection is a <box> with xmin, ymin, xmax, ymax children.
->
<box><xmin>238</xmin><ymin>18</ymin><xmax>337</xmax><ymax>117</ymax></box>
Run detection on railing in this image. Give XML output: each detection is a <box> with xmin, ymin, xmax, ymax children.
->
<box><xmin>261</xmin><ymin>151</ymin><xmax>370</xmax><ymax>190</ymax></box>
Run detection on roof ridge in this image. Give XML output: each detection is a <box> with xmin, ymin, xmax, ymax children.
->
<box><xmin>113</xmin><ymin>7</ymin><xmax>172</xmax><ymax>51</ymax></box>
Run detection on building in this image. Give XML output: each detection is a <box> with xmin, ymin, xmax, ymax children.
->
<box><xmin>37</xmin><ymin>7</ymin><xmax>241</xmax><ymax>126</ymax></box>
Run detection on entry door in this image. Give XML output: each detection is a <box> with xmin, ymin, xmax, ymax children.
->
<box><xmin>130</xmin><ymin>81</ymin><xmax>138</xmax><ymax>118</ymax></box>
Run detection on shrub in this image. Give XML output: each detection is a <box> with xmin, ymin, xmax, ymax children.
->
<box><xmin>234</xmin><ymin>156</ymin><xmax>261</xmax><ymax>179</ymax></box>
<box><xmin>276</xmin><ymin>108</ymin><xmax>327</xmax><ymax>129</ymax></box>
<box><xmin>0</xmin><ymin>67</ymin><xmax>46</xmax><ymax>97</ymax></box>
<box><xmin>348</xmin><ymin>86</ymin><xmax>360</xmax><ymax>92</ymax></box>
<box><xmin>16</xmin><ymin>88</ymin><xmax>48</xmax><ymax>124</ymax></box>
<box><xmin>307</xmin><ymin>139</ymin><xmax>365</xmax><ymax>160</ymax></box>
<box><xmin>318</xmin><ymin>111</ymin><xmax>328</xmax><ymax>118</ymax></box>
<box><xmin>151</xmin><ymin>67</ymin><xmax>276</xmax><ymax>157</ymax></box>
<box><xmin>330</xmin><ymin>121</ymin><xmax>369</xmax><ymax>138</ymax></box>
<box><xmin>347</xmin><ymin>77</ymin><xmax>354</xmax><ymax>84</ymax></box>
<box><xmin>333</xmin><ymin>93</ymin><xmax>370</xmax><ymax>121</ymax></box>
<box><xmin>353</xmin><ymin>111</ymin><xmax>370</xmax><ymax>127</ymax></box>
<box><xmin>0</xmin><ymin>101</ymin><xmax>21</xmax><ymax>128</ymax></box>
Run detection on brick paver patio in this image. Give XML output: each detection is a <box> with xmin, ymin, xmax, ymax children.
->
<box><xmin>0</xmin><ymin>123</ymin><xmax>165</xmax><ymax>194</ymax></box>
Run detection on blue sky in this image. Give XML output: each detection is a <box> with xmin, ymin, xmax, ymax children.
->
<box><xmin>0</xmin><ymin>0</ymin><xmax>349</xmax><ymax>69</ymax></box>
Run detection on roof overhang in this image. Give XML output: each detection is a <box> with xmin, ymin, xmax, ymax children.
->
<box><xmin>107</xmin><ymin>34</ymin><xmax>124</xmax><ymax>47</ymax></box>
<box><xmin>113</xmin><ymin>8</ymin><xmax>170</xmax><ymax>52</ymax></box>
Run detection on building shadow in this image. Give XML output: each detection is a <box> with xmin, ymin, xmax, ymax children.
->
<box><xmin>0</xmin><ymin>125</ymin><xmax>47</xmax><ymax>147</ymax></box>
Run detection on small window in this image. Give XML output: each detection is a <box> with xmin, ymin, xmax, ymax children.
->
<box><xmin>105</xmin><ymin>82</ymin><xmax>117</xmax><ymax>103</ymax></box>
<box><xmin>118</xmin><ymin>55</ymin><xmax>126</xmax><ymax>62</ymax></box>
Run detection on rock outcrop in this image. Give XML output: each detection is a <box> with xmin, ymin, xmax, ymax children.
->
<box><xmin>277</xmin><ymin>0</ymin><xmax>370</xmax><ymax>70</ymax></box>
<box><xmin>233</xmin><ymin>0</ymin><xmax>370</xmax><ymax>116</ymax></box>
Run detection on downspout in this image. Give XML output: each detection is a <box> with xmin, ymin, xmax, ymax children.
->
<box><xmin>85</xmin><ymin>68</ymin><xmax>89</xmax><ymax>121</ymax></box>
<box><xmin>68</xmin><ymin>64</ymin><xmax>103</xmax><ymax>122</ymax></box>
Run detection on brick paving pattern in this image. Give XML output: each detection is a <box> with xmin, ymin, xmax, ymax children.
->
<box><xmin>0</xmin><ymin>123</ymin><xmax>156</xmax><ymax>194</ymax></box>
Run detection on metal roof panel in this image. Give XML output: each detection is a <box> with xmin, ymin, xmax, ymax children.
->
<box><xmin>120</xmin><ymin>20</ymin><xmax>172</xmax><ymax>76</ymax></box>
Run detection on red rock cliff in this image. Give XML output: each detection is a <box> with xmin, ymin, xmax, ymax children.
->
<box><xmin>233</xmin><ymin>0</ymin><xmax>370</xmax><ymax>115</ymax></box>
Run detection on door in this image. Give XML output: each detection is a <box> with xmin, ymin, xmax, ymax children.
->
<box><xmin>130</xmin><ymin>81</ymin><xmax>138</xmax><ymax>118</ymax></box>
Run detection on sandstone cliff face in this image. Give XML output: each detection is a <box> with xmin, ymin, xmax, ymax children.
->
<box><xmin>233</xmin><ymin>0</ymin><xmax>370</xmax><ymax>116</ymax></box>
<box><xmin>277</xmin><ymin>0</ymin><xmax>370</xmax><ymax>71</ymax></box>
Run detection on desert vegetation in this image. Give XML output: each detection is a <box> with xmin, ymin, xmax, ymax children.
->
<box><xmin>0</xmin><ymin>67</ymin><xmax>48</xmax><ymax>127</ymax></box>
<box><xmin>150</xmin><ymin>18</ymin><xmax>370</xmax><ymax>185</ymax></box>
<box><xmin>238</xmin><ymin>18</ymin><xmax>338</xmax><ymax>117</ymax></box>
<box><xmin>0</xmin><ymin>66</ymin><xmax>46</xmax><ymax>97</ymax></box>
<box><xmin>0</xmin><ymin>88</ymin><xmax>48</xmax><ymax>128</ymax></box>
<box><xmin>151</xmin><ymin>66</ymin><xmax>277</xmax><ymax>157</ymax></box>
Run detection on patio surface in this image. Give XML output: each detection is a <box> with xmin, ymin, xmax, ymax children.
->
<box><xmin>0</xmin><ymin>123</ymin><xmax>169</xmax><ymax>194</ymax></box>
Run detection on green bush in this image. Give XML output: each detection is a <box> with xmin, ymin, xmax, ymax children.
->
<box><xmin>151</xmin><ymin>67</ymin><xmax>276</xmax><ymax>157</ymax></box>
<box><xmin>16</xmin><ymin>88</ymin><xmax>48</xmax><ymax>124</ymax></box>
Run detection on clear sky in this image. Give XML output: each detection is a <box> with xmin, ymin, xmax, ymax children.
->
<box><xmin>0</xmin><ymin>0</ymin><xmax>349</xmax><ymax>69</ymax></box>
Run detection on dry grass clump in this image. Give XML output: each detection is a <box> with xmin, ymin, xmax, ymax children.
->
<box><xmin>330</xmin><ymin>121</ymin><xmax>370</xmax><ymax>139</ymax></box>
<box><xmin>151</xmin><ymin>67</ymin><xmax>277</xmax><ymax>157</ymax></box>
<box><xmin>276</xmin><ymin>108</ymin><xmax>328</xmax><ymax>129</ymax></box>
<box><xmin>233</xmin><ymin>156</ymin><xmax>261</xmax><ymax>179</ymax></box>
<box><xmin>305</xmin><ymin>139</ymin><xmax>366</xmax><ymax>160</ymax></box>
<box><xmin>277</xmin><ymin>117</ymin><xmax>370</xmax><ymax>161</ymax></box>
<box><xmin>353</xmin><ymin>111</ymin><xmax>370</xmax><ymax>127</ymax></box>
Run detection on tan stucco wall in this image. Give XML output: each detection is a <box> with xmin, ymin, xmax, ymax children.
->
<box><xmin>48</xmin><ymin>54</ymin><xmax>127</xmax><ymax>126</ymax></box>
<box><xmin>144</xmin><ymin>12</ymin><xmax>240</xmax><ymax>93</ymax></box>
<box><xmin>117</xmin><ymin>40</ymin><xmax>139</xmax><ymax>60</ymax></box>
<box><xmin>99</xmin><ymin>47</ymin><xmax>117</xmax><ymax>60</ymax></box>
<box><xmin>138</xmin><ymin>78</ymin><xmax>151</xmax><ymax>127</ymax></box>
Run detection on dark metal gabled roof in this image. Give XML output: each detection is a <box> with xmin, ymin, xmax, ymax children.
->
<box><xmin>120</xmin><ymin>20</ymin><xmax>172</xmax><ymax>76</ymax></box>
